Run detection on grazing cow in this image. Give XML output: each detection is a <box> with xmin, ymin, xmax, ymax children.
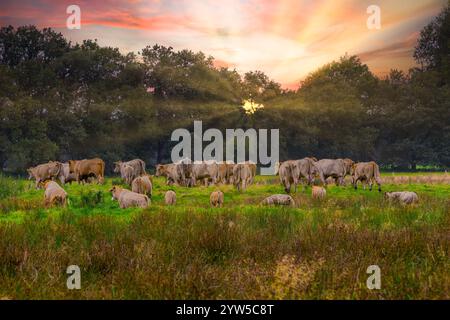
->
<box><xmin>292</xmin><ymin>157</ymin><xmax>325</xmax><ymax>187</ymax></box>
<box><xmin>210</xmin><ymin>191</ymin><xmax>224</xmax><ymax>207</ymax></box>
<box><xmin>277</xmin><ymin>160</ymin><xmax>296</xmax><ymax>193</ymax></box>
<box><xmin>28</xmin><ymin>161</ymin><xmax>62</xmax><ymax>189</ymax></box>
<box><xmin>352</xmin><ymin>161</ymin><xmax>382</xmax><ymax>192</ymax></box>
<box><xmin>57</xmin><ymin>163</ymin><xmax>77</xmax><ymax>185</ymax></box>
<box><xmin>233</xmin><ymin>163</ymin><xmax>253</xmax><ymax>191</ymax></box>
<box><xmin>217</xmin><ymin>162</ymin><xmax>228</xmax><ymax>184</ymax></box>
<box><xmin>164</xmin><ymin>190</ymin><xmax>177</xmax><ymax>205</ymax></box>
<box><xmin>218</xmin><ymin>161</ymin><xmax>236</xmax><ymax>184</ymax></box>
<box><xmin>243</xmin><ymin>161</ymin><xmax>257</xmax><ymax>184</ymax></box>
<box><xmin>385</xmin><ymin>191</ymin><xmax>419</xmax><ymax>205</ymax></box>
<box><xmin>175</xmin><ymin>158</ymin><xmax>193</xmax><ymax>187</ymax></box>
<box><xmin>155</xmin><ymin>164</ymin><xmax>184</xmax><ymax>186</ymax></box>
<box><xmin>191</xmin><ymin>161</ymin><xmax>219</xmax><ymax>186</ymax></box>
<box><xmin>311</xmin><ymin>186</ymin><xmax>326</xmax><ymax>199</ymax></box>
<box><xmin>122</xmin><ymin>164</ymin><xmax>135</xmax><ymax>185</ymax></box>
<box><xmin>69</xmin><ymin>158</ymin><xmax>105</xmax><ymax>184</ymax></box>
<box><xmin>315</xmin><ymin>158</ymin><xmax>354</xmax><ymax>186</ymax></box>
<box><xmin>131</xmin><ymin>175</ymin><xmax>153</xmax><ymax>198</ymax></box>
<box><xmin>114</xmin><ymin>159</ymin><xmax>146</xmax><ymax>184</ymax></box>
<box><xmin>43</xmin><ymin>181</ymin><xmax>67</xmax><ymax>207</ymax></box>
<box><xmin>110</xmin><ymin>186</ymin><xmax>149</xmax><ymax>209</ymax></box>
<box><xmin>260</xmin><ymin>194</ymin><xmax>295</xmax><ymax>207</ymax></box>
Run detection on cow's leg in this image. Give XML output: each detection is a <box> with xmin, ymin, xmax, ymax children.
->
<box><xmin>369</xmin><ymin>179</ymin><xmax>373</xmax><ymax>191</ymax></box>
<box><xmin>335</xmin><ymin>177</ymin><xmax>340</xmax><ymax>186</ymax></box>
<box><xmin>375</xmin><ymin>177</ymin><xmax>382</xmax><ymax>192</ymax></box>
<box><xmin>353</xmin><ymin>178</ymin><xmax>357</xmax><ymax>190</ymax></box>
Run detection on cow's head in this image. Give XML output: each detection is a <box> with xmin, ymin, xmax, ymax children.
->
<box><xmin>113</xmin><ymin>161</ymin><xmax>122</xmax><ymax>173</ymax></box>
<box><xmin>27</xmin><ymin>168</ymin><xmax>35</xmax><ymax>180</ymax></box>
<box><xmin>109</xmin><ymin>186</ymin><xmax>122</xmax><ymax>201</ymax></box>
<box><xmin>343</xmin><ymin>158</ymin><xmax>355</xmax><ymax>174</ymax></box>
<box><xmin>68</xmin><ymin>160</ymin><xmax>77</xmax><ymax>173</ymax></box>
<box><xmin>155</xmin><ymin>164</ymin><xmax>166</xmax><ymax>177</ymax></box>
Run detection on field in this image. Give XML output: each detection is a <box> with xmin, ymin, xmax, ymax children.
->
<box><xmin>0</xmin><ymin>173</ymin><xmax>449</xmax><ymax>299</ymax></box>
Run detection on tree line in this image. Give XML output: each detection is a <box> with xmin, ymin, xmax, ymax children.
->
<box><xmin>0</xmin><ymin>4</ymin><xmax>449</xmax><ymax>174</ymax></box>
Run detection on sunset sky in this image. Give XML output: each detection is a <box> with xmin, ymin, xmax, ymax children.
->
<box><xmin>0</xmin><ymin>0</ymin><xmax>447</xmax><ymax>89</ymax></box>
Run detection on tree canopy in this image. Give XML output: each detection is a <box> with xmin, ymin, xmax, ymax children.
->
<box><xmin>1</xmin><ymin>3</ymin><xmax>449</xmax><ymax>173</ymax></box>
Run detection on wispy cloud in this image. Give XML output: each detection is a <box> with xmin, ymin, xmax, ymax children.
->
<box><xmin>0</xmin><ymin>0</ymin><xmax>447</xmax><ymax>88</ymax></box>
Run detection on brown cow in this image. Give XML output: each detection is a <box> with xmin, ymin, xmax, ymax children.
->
<box><xmin>28</xmin><ymin>161</ymin><xmax>62</xmax><ymax>189</ymax></box>
<box><xmin>155</xmin><ymin>164</ymin><xmax>184</xmax><ymax>185</ymax></box>
<box><xmin>110</xmin><ymin>186</ymin><xmax>149</xmax><ymax>209</ymax></box>
<box><xmin>311</xmin><ymin>186</ymin><xmax>326</xmax><ymax>199</ymax></box>
<box><xmin>69</xmin><ymin>158</ymin><xmax>105</xmax><ymax>184</ymax></box>
<box><xmin>131</xmin><ymin>175</ymin><xmax>153</xmax><ymax>198</ymax></box>
<box><xmin>114</xmin><ymin>159</ymin><xmax>146</xmax><ymax>184</ymax></box>
<box><xmin>352</xmin><ymin>161</ymin><xmax>382</xmax><ymax>192</ymax></box>
<box><xmin>164</xmin><ymin>190</ymin><xmax>177</xmax><ymax>205</ymax></box>
<box><xmin>43</xmin><ymin>181</ymin><xmax>67</xmax><ymax>207</ymax></box>
<box><xmin>210</xmin><ymin>191</ymin><xmax>224</xmax><ymax>207</ymax></box>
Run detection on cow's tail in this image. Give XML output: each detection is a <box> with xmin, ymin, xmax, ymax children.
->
<box><xmin>140</xmin><ymin>159</ymin><xmax>146</xmax><ymax>174</ymax></box>
<box><xmin>99</xmin><ymin>160</ymin><xmax>105</xmax><ymax>183</ymax></box>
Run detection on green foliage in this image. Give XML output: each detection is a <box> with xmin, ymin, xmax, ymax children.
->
<box><xmin>0</xmin><ymin>3</ymin><xmax>449</xmax><ymax>173</ymax></box>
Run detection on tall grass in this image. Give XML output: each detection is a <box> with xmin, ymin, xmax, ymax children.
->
<box><xmin>0</xmin><ymin>175</ymin><xmax>448</xmax><ymax>299</ymax></box>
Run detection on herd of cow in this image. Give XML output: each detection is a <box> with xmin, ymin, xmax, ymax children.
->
<box><xmin>26</xmin><ymin>156</ymin><xmax>419</xmax><ymax>209</ymax></box>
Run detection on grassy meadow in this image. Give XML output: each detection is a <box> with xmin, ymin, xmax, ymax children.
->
<box><xmin>0</xmin><ymin>173</ymin><xmax>449</xmax><ymax>299</ymax></box>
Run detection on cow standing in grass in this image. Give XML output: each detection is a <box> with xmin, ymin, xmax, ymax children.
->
<box><xmin>352</xmin><ymin>161</ymin><xmax>382</xmax><ymax>192</ymax></box>
<box><xmin>28</xmin><ymin>161</ymin><xmax>62</xmax><ymax>189</ymax></box>
<box><xmin>131</xmin><ymin>175</ymin><xmax>153</xmax><ymax>198</ymax></box>
<box><xmin>315</xmin><ymin>158</ymin><xmax>354</xmax><ymax>186</ymax></box>
<box><xmin>69</xmin><ymin>158</ymin><xmax>105</xmax><ymax>184</ymax></box>
<box><xmin>114</xmin><ymin>159</ymin><xmax>146</xmax><ymax>185</ymax></box>
<box><xmin>233</xmin><ymin>163</ymin><xmax>253</xmax><ymax>191</ymax></box>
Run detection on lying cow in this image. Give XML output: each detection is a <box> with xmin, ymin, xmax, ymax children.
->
<box><xmin>114</xmin><ymin>159</ymin><xmax>146</xmax><ymax>184</ymax></box>
<box><xmin>28</xmin><ymin>161</ymin><xmax>62</xmax><ymax>189</ymax></box>
<box><xmin>385</xmin><ymin>191</ymin><xmax>419</xmax><ymax>205</ymax></box>
<box><xmin>260</xmin><ymin>194</ymin><xmax>295</xmax><ymax>207</ymax></box>
<box><xmin>165</xmin><ymin>190</ymin><xmax>177</xmax><ymax>205</ymax></box>
<box><xmin>311</xmin><ymin>186</ymin><xmax>326</xmax><ymax>200</ymax></box>
<box><xmin>131</xmin><ymin>175</ymin><xmax>153</xmax><ymax>198</ymax></box>
<box><xmin>110</xmin><ymin>186</ymin><xmax>149</xmax><ymax>209</ymax></box>
<box><xmin>352</xmin><ymin>161</ymin><xmax>382</xmax><ymax>192</ymax></box>
<box><xmin>210</xmin><ymin>191</ymin><xmax>224</xmax><ymax>207</ymax></box>
<box><xmin>43</xmin><ymin>181</ymin><xmax>67</xmax><ymax>207</ymax></box>
<box><xmin>69</xmin><ymin>158</ymin><xmax>105</xmax><ymax>184</ymax></box>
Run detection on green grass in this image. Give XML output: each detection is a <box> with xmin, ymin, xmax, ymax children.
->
<box><xmin>0</xmin><ymin>174</ymin><xmax>448</xmax><ymax>299</ymax></box>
